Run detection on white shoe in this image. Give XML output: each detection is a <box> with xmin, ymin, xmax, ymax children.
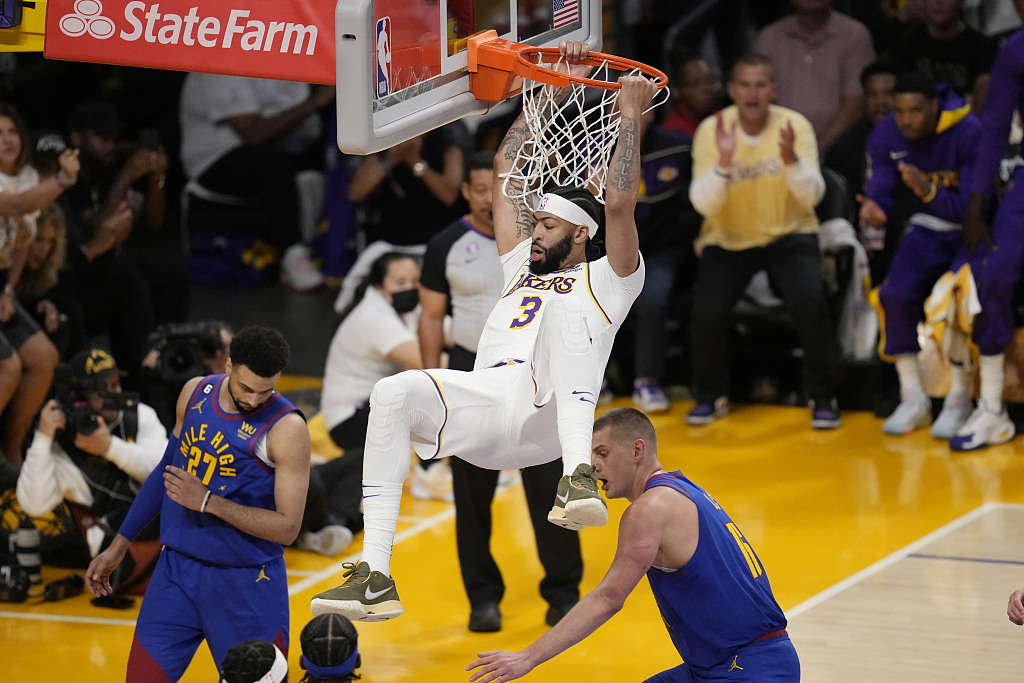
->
<box><xmin>296</xmin><ymin>525</ymin><xmax>353</xmax><ymax>557</ymax></box>
<box><xmin>931</xmin><ymin>397</ymin><xmax>973</xmax><ymax>440</ymax></box>
<box><xmin>280</xmin><ymin>244</ymin><xmax>325</xmax><ymax>292</ymax></box>
<box><xmin>632</xmin><ymin>382</ymin><xmax>670</xmax><ymax>414</ymax></box>
<box><xmin>497</xmin><ymin>469</ymin><xmax>521</xmax><ymax>492</ymax></box>
<box><xmin>882</xmin><ymin>394</ymin><xmax>931</xmax><ymax>435</ymax></box>
<box><xmin>949</xmin><ymin>400</ymin><xmax>1015</xmax><ymax>451</ymax></box>
<box><xmin>410</xmin><ymin>461</ymin><xmax>453</xmax><ymax>502</ymax></box>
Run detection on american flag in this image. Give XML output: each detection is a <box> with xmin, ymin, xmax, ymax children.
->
<box><xmin>553</xmin><ymin>0</ymin><xmax>579</xmax><ymax>29</ymax></box>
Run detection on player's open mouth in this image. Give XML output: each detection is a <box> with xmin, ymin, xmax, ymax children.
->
<box><xmin>598</xmin><ymin>478</ymin><xmax>608</xmax><ymax>491</ymax></box>
<box><xmin>530</xmin><ymin>245</ymin><xmax>544</xmax><ymax>261</ymax></box>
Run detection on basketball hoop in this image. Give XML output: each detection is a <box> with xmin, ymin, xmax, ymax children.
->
<box><xmin>468</xmin><ymin>32</ymin><xmax>670</xmax><ymax>206</ymax></box>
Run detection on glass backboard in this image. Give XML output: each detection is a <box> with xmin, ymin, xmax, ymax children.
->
<box><xmin>335</xmin><ymin>0</ymin><xmax>601</xmax><ymax>154</ymax></box>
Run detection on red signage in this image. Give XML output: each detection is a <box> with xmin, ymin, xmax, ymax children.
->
<box><xmin>44</xmin><ymin>0</ymin><xmax>337</xmax><ymax>84</ymax></box>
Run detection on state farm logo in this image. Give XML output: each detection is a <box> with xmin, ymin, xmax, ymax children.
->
<box><xmin>56</xmin><ymin>0</ymin><xmax>318</xmax><ymax>54</ymax></box>
<box><xmin>60</xmin><ymin>0</ymin><xmax>116</xmax><ymax>39</ymax></box>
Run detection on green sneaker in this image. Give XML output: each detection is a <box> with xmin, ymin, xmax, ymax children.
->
<box><xmin>310</xmin><ymin>561</ymin><xmax>404</xmax><ymax>622</ymax></box>
<box><xmin>547</xmin><ymin>463</ymin><xmax>608</xmax><ymax>530</ymax></box>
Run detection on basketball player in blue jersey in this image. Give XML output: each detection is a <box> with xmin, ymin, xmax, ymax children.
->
<box><xmin>85</xmin><ymin>325</ymin><xmax>311</xmax><ymax>682</ymax></box>
<box><xmin>311</xmin><ymin>42</ymin><xmax>654</xmax><ymax>622</ymax></box>
<box><xmin>468</xmin><ymin>407</ymin><xmax>799</xmax><ymax>683</ymax></box>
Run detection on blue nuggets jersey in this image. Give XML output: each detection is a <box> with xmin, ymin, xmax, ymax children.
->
<box><xmin>159</xmin><ymin>375</ymin><xmax>300</xmax><ymax>567</ymax></box>
<box><xmin>645</xmin><ymin>471</ymin><xmax>787</xmax><ymax>669</ymax></box>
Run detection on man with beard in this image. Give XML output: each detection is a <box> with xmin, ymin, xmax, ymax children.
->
<box><xmin>310</xmin><ymin>42</ymin><xmax>651</xmax><ymax>623</ymax></box>
<box><xmin>86</xmin><ymin>325</ymin><xmax>311</xmax><ymax>681</ymax></box>
<box><xmin>686</xmin><ymin>53</ymin><xmax>841</xmax><ymax>430</ymax></box>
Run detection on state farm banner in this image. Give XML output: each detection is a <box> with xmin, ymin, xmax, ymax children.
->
<box><xmin>44</xmin><ymin>0</ymin><xmax>337</xmax><ymax>84</ymax></box>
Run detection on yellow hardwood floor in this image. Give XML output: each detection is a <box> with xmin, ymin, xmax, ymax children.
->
<box><xmin>5</xmin><ymin>398</ymin><xmax>1024</xmax><ymax>681</ymax></box>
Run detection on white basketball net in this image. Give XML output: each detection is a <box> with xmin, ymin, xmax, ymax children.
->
<box><xmin>501</xmin><ymin>57</ymin><xmax>665</xmax><ymax>207</ymax></box>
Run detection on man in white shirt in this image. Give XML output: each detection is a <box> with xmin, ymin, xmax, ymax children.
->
<box><xmin>17</xmin><ymin>348</ymin><xmax>167</xmax><ymax>565</ymax></box>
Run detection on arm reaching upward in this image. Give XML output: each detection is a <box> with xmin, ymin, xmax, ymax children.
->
<box><xmin>492</xmin><ymin>40</ymin><xmax>594</xmax><ymax>257</ymax></box>
<box><xmin>604</xmin><ymin>76</ymin><xmax>657</xmax><ymax>277</ymax></box>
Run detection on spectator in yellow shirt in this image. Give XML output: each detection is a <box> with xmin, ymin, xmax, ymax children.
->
<box><xmin>686</xmin><ymin>53</ymin><xmax>841</xmax><ymax>430</ymax></box>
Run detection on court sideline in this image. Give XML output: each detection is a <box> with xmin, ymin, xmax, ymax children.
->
<box><xmin>5</xmin><ymin>390</ymin><xmax>1024</xmax><ymax>681</ymax></box>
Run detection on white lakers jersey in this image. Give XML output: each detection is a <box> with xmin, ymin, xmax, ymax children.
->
<box><xmin>474</xmin><ymin>238</ymin><xmax>645</xmax><ymax>371</ymax></box>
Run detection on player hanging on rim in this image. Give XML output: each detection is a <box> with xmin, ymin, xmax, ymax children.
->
<box><xmin>310</xmin><ymin>40</ymin><xmax>657</xmax><ymax>622</ymax></box>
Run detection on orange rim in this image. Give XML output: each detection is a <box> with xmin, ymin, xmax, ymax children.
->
<box><xmin>513</xmin><ymin>46</ymin><xmax>668</xmax><ymax>90</ymax></box>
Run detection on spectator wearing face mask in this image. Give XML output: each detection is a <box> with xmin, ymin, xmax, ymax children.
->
<box><xmin>320</xmin><ymin>252</ymin><xmax>422</xmax><ymax>453</ymax></box>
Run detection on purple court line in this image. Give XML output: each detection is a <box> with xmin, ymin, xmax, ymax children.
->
<box><xmin>908</xmin><ymin>553</ymin><xmax>1024</xmax><ymax>567</ymax></box>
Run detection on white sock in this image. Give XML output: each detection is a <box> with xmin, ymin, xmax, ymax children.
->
<box><xmin>979</xmin><ymin>353</ymin><xmax>1005</xmax><ymax>412</ymax></box>
<box><xmin>947</xmin><ymin>362</ymin><xmax>969</xmax><ymax>403</ymax></box>
<box><xmin>894</xmin><ymin>355</ymin><xmax>925</xmax><ymax>401</ymax></box>
<box><xmin>360</xmin><ymin>480</ymin><xmax>403</xmax><ymax>576</ymax></box>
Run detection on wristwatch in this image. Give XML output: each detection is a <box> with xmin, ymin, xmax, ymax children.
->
<box><xmin>412</xmin><ymin>160</ymin><xmax>428</xmax><ymax>177</ymax></box>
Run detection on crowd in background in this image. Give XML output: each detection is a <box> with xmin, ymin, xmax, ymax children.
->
<box><xmin>0</xmin><ymin>0</ymin><xmax>1022</xmax><ymax>660</ymax></box>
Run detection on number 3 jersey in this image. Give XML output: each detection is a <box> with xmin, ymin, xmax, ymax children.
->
<box><xmin>160</xmin><ymin>374</ymin><xmax>301</xmax><ymax>567</ymax></box>
<box><xmin>473</xmin><ymin>238</ymin><xmax>645</xmax><ymax>370</ymax></box>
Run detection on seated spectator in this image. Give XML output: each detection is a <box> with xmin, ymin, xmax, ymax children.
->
<box><xmin>825</xmin><ymin>58</ymin><xmax>901</xmax><ymax>200</ymax></box>
<box><xmin>220</xmin><ymin>640</ymin><xmax>288</xmax><ymax>683</ymax></box>
<box><xmin>0</xmin><ymin>102</ymin><xmax>79</xmax><ymax>466</ymax></box>
<box><xmin>663</xmin><ymin>49</ymin><xmax>722</xmax><ymax>138</ymax></box>
<box><xmin>179</xmin><ymin>74</ymin><xmax>335</xmax><ymax>289</ymax></box>
<box><xmin>892</xmin><ymin>0</ymin><xmax>999</xmax><ymax>112</ymax></box>
<box><xmin>347</xmin><ymin>123</ymin><xmax>468</xmax><ymax>247</ymax></box>
<box><xmin>66</xmin><ymin>100</ymin><xmax>188</xmax><ymax>327</ymax></box>
<box><xmin>297</xmin><ymin>613</ymin><xmax>362</xmax><ymax>682</ymax></box>
<box><xmin>60</xmin><ymin>102</ymin><xmax>159</xmax><ymax>388</ymax></box>
<box><xmin>754</xmin><ymin>0</ymin><xmax>877</xmax><ymax>154</ymax></box>
<box><xmin>16</xmin><ymin>348</ymin><xmax>166</xmax><ymax>578</ymax></box>
<box><xmin>16</xmin><ymin>202</ymin><xmax>89</xmax><ymax>358</ymax></box>
<box><xmin>686</xmin><ymin>54</ymin><xmax>841</xmax><ymax>430</ymax></box>
<box><xmin>322</xmin><ymin>251</ymin><xmax>451</xmax><ymax>502</ymax></box>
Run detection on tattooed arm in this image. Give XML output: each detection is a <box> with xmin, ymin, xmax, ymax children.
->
<box><xmin>604</xmin><ymin>76</ymin><xmax>657</xmax><ymax>277</ymax></box>
<box><xmin>492</xmin><ymin>107</ymin><xmax>536</xmax><ymax>256</ymax></box>
<box><xmin>491</xmin><ymin>40</ymin><xmax>593</xmax><ymax>257</ymax></box>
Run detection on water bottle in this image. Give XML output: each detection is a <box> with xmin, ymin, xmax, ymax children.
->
<box><xmin>14</xmin><ymin>518</ymin><xmax>42</xmax><ymax>586</ymax></box>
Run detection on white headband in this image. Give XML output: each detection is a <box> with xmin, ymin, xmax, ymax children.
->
<box><xmin>535</xmin><ymin>193</ymin><xmax>598</xmax><ymax>232</ymax></box>
<box><xmin>222</xmin><ymin>644</ymin><xmax>288</xmax><ymax>683</ymax></box>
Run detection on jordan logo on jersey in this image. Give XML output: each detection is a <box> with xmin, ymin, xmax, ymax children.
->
<box><xmin>190</xmin><ymin>398</ymin><xmax>206</xmax><ymax>414</ymax></box>
<box><xmin>728</xmin><ymin>655</ymin><xmax>743</xmax><ymax>671</ymax></box>
<box><xmin>256</xmin><ymin>565</ymin><xmax>270</xmax><ymax>582</ymax></box>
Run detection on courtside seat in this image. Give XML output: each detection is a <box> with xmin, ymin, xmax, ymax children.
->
<box><xmin>179</xmin><ymin>179</ymin><xmax>263</xmax><ymax>254</ymax></box>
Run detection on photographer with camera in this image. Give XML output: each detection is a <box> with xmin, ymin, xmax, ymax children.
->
<box><xmin>140</xmin><ymin>320</ymin><xmax>232</xmax><ymax>431</ymax></box>
<box><xmin>61</xmin><ymin>101</ymin><xmax>187</xmax><ymax>387</ymax></box>
<box><xmin>15</xmin><ymin>347</ymin><xmax>167</xmax><ymax>583</ymax></box>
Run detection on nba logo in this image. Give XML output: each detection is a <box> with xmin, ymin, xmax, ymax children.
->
<box><xmin>375</xmin><ymin>17</ymin><xmax>392</xmax><ymax>98</ymax></box>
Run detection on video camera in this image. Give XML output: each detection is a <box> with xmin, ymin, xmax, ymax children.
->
<box><xmin>147</xmin><ymin>322</ymin><xmax>225</xmax><ymax>384</ymax></box>
<box><xmin>51</xmin><ymin>364</ymin><xmax>139</xmax><ymax>437</ymax></box>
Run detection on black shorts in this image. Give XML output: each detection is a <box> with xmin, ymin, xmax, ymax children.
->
<box><xmin>0</xmin><ymin>299</ymin><xmax>43</xmax><ymax>361</ymax></box>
